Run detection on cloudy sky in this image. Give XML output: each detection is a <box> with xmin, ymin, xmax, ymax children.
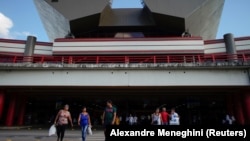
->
<box><xmin>0</xmin><ymin>0</ymin><xmax>250</xmax><ymax>42</ymax></box>
<box><xmin>0</xmin><ymin>12</ymin><xmax>34</xmax><ymax>39</ymax></box>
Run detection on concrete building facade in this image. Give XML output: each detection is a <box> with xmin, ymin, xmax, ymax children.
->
<box><xmin>0</xmin><ymin>0</ymin><xmax>250</xmax><ymax>126</ymax></box>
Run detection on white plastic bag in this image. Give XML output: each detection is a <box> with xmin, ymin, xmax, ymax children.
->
<box><xmin>169</xmin><ymin>117</ymin><xmax>180</xmax><ymax>125</ymax></box>
<box><xmin>87</xmin><ymin>126</ymin><xmax>92</xmax><ymax>135</ymax></box>
<box><xmin>49</xmin><ymin>124</ymin><xmax>56</xmax><ymax>136</ymax></box>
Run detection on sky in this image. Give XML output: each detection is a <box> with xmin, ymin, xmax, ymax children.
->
<box><xmin>0</xmin><ymin>0</ymin><xmax>250</xmax><ymax>42</ymax></box>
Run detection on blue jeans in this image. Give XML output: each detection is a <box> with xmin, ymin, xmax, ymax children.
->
<box><xmin>81</xmin><ymin>125</ymin><xmax>88</xmax><ymax>141</ymax></box>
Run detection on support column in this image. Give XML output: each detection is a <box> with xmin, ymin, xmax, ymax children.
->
<box><xmin>233</xmin><ymin>94</ymin><xmax>245</xmax><ymax>125</ymax></box>
<box><xmin>17</xmin><ymin>96</ymin><xmax>26</xmax><ymax>126</ymax></box>
<box><xmin>244</xmin><ymin>94</ymin><xmax>250</xmax><ymax>124</ymax></box>
<box><xmin>5</xmin><ymin>96</ymin><xmax>17</xmax><ymax>126</ymax></box>
<box><xmin>223</xmin><ymin>33</ymin><xmax>237</xmax><ymax>62</ymax></box>
<box><xmin>23</xmin><ymin>36</ymin><xmax>36</xmax><ymax>62</ymax></box>
<box><xmin>0</xmin><ymin>91</ymin><xmax>4</xmax><ymax>119</ymax></box>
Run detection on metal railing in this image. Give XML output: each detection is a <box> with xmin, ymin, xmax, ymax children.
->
<box><xmin>0</xmin><ymin>53</ymin><xmax>250</xmax><ymax>65</ymax></box>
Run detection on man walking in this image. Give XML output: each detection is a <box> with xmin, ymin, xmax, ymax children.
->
<box><xmin>102</xmin><ymin>100</ymin><xmax>117</xmax><ymax>141</ymax></box>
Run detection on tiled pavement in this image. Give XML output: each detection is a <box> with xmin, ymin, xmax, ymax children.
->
<box><xmin>0</xmin><ymin>126</ymin><xmax>104</xmax><ymax>141</ymax></box>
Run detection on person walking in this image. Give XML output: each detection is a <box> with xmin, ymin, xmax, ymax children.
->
<box><xmin>102</xmin><ymin>100</ymin><xmax>117</xmax><ymax>141</ymax></box>
<box><xmin>151</xmin><ymin>108</ymin><xmax>162</xmax><ymax>125</ymax></box>
<box><xmin>78</xmin><ymin>106</ymin><xmax>92</xmax><ymax>141</ymax></box>
<box><xmin>161</xmin><ymin>107</ymin><xmax>170</xmax><ymax>125</ymax></box>
<box><xmin>222</xmin><ymin>113</ymin><xmax>236</xmax><ymax>125</ymax></box>
<box><xmin>169</xmin><ymin>108</ymin><xmax>180</xmax><ymax>125</ymax></box>
<box><xmin>54</xmin><ymin>104</ymin><xmax>73</xmax><ymax>141</ymax></box>
<box><xmin>128</xmin><ymin>114</ymin><xmax>134</xmax><ymax>125</ymax></box>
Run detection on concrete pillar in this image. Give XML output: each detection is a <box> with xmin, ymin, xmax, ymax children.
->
<box><xmin>0</xmin><ymin>91</ymin><xmax>4</xmax><ymax>119</ymax></box>
<box><xmin>233</xmin><ymin>94</ymin><xmax>245</xmax><ymax>125</ymax></box>
<box><xmin>23</xmin><ymin>36</ymin><xmax>36</xmax><ymax>62</ymax></box>
<box><xmin>5</xmin><ymin>96</ymin><xmax>17</xmax><ymax>126</ymax></box>
<box><xmin>17</xmin><ymin>96</ymin><xmax>26</xmax><ymax>126</ymax></box>
<box><xmin>223</xmin><ymin>33</ymin><xmax>237</xmax><ymax>62</ymax></box>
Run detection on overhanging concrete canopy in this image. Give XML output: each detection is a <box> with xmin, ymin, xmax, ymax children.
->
<box><xmin>34</xmin><ymin>0</ymin><xmax>225</xmax><ymax>41</ymax></box>
<box><xmin>143</xmin><ymin>0</ymin><xmax>225</xmax><ymax>39</ymax></box>
<box><xmin>44</xmin><ymin>0</ymin><xmax>110</xmax><ymax>20</ymax></box>
<box><xmin>34</xmin><ymin>0</ymin><xmax>110</xmax><ymax>41</ymax></box>
<box><xmin>143</xmin><ymin>0</ymin><xmax>206</xmax><ymax>18</ymax></box>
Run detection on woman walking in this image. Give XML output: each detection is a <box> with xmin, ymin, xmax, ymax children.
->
<box><xmin>78</xmin><ymin>106</ymin><xmax>92</xmax><ymax>141</ymax></box>
<box><xmin>54</xmin><ymin>104</ymin><xmax>73</xmax><ymax>141</ymax></box>
<box><xmin>151</xmin><ymin>108</ymin><xmax>162</xmax><ymax>125</ymax></box>
<box><xmin>169</xmin><ymin>108</ymin><xmax>180</xmax><ymax>125</ymax></box>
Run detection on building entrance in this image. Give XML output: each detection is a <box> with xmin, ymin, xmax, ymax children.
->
<box><xmin>1</xmin><ymin>86</ymin><xmax>238</xmax><ymax>126</ymax></box>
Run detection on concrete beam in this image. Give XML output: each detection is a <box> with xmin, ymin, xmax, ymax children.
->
<box><xmin>0</xmin><ymin>65</ymin><xmax>248</xmax><ymax>86</ymax></box>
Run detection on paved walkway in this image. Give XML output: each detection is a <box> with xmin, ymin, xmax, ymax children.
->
<box><xmin>0</xmin><ymin>127</ymin><xmax>105</xmax><ymax>141</ymax></box>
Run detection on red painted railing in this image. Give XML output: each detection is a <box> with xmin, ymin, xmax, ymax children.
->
<box><xmin>0</xmin><ymin>53</ymin><xmax>250</xmax><ymax>65</ymax></box>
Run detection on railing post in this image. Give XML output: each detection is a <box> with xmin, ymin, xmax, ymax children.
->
<box><xmin>40</xmin><ymin>56</ymin><xmax>44</xmax><ymax>63</ymax></box>
<box><xmin>153</xmin><ymin>56</ymin><xmax>156</xmax><ymax>64</ymax></box>
<box><xmin>62</xmin><ymin>56</ymin><xmax>64</xmax><ymax>64</ymax></box>
<box><xmin>198</xmin><ymin>55</ymin><xmax>201</xmax><ymax>63</ymax></box>
<box><xmin>167</xmin><ymin>56</ymin><xmax>170</xmax><ymax>63</ymax></box>
<box><xmin>212</xmin><ymin>54</ymin><xmax>216</xmax><ymax>63</ymax></box>
<box><xmin>242</xmin><ymin>53</ymin><xmax>247</xmax><ymax>62</ymax></box>
<box><xmin>96</xmin><ymin>56</ymin><xmax>99</xmax><ymax>64</ymax></box>
<box><xmin>68</xmin><ymin>56</ymin><xmax>73</xmax><ymax>64</ymax></box>
<box><xmin>125</xmin><ymin>56</ymin><xmax>129</xmax><ymax>64</ymax></box>
<box><xmin>13</xmin><ymin>56</ymin><xmax>17</xmax><ymax>63</ymax></box>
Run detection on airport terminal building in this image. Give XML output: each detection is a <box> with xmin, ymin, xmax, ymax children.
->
<box><xmin>0</xmin><ymin>0</ymin><xmax>250</xmax><ymax>126</ymax></box>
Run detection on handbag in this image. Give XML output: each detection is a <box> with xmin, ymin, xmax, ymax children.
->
<box><xmin>87</xmin><ymin>125</ymin><xmax>92</xmax><ymax>135</ymax></box>
<box><xmin>48</xmin><ymin>124</ymin><xmax>56</xmax><ymax>136</ymax></box>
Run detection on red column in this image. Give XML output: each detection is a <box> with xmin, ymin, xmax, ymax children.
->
<box><xmin>17</xmin><ymin>96</ymin><xmax>26</xmax><ymax>126</ymax></box>
<box><xmin>5</xmin><ymin>96</ymin><xmax>16</xmax><ymax>126</ymax></box>
<box><xmin>0</xmin><ymin>91</ymin><xmax>4</xmax><ymax>119</ymax></box>
<box><xmin>244</xmin><ymin>94</ymin><xmax>250</xmax><ymax>124</ymax></box>
<box><xmin>233</xmin><ymin>94</ymin><xmax>245</xmax><ymax>125</ymax></box>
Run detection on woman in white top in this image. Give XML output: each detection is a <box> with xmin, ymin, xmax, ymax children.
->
<box><xmin>151</xmin><ymin>108</ymin><xmax>162</xmax><ymax>125</ymax></box>
<box><xmin>169</xmin><ymin>108</ymin><xmax>180</xmax><ymax>125</ymax></box>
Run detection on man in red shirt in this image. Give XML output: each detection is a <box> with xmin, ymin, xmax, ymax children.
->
<box><xmin>160</xmin><ymin>107</ymin><xmax>169</xmax><ymax>125</ymax></box>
